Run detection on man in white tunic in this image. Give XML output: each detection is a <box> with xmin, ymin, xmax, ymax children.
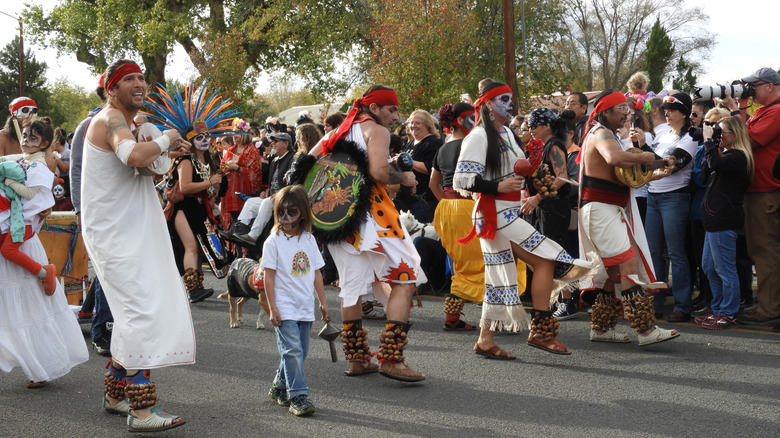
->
<box><xmin>81</xmin><ymin>59</ymin><xmax>194</xmax><ymax>433</ymax></box>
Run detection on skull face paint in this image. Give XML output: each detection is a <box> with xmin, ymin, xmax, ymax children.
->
<box><xmin>492</xmin><ymin>93</ymin><xmax>514</xmax><ymax>120</ymax></box>
<box><xmin>279</xmin><ymin>201</ymin><xmax>301</xmax><ymax>231</ymax></box>
<box><xmin>193</xmin><ymin>133</ymin><xmax>210</xmax><ymax>151</ymax></box>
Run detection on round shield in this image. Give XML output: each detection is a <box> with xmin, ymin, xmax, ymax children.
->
<box><xmin>303</xmin><ymin>151</ymin><xmax>366</xmax><ymax>233</ymax></box>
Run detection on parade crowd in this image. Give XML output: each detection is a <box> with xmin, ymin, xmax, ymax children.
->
<box><xmin>1</xmin><ymin>60</ymin><xmax>779</xmax><ymax>432</ymax></box>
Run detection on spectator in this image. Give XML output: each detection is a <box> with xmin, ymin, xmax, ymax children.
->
<box><xmin>565</xmin><ymin>92</ymin><xmax>590</xmax><ymax>145</ymax></box>
<box><xmin>396</xmin><ymin>110</ymin><xmax>442</xmax><ymax>223</ymax></box>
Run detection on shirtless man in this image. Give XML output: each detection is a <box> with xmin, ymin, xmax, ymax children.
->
<box><xmin>81</xmin><ymin>59</ymin><xmax>195</xmax><ymax>433</ymax></box>
<box><xmin>0</xmin><ymin>97</ymin><xmax>38</xmax><ymax>156</ymax></box>
<box><xmin>310</xmin><ymin>86</ymin><xmax>424</xmax><ymax>382</ymax></box>
<box><xmin>578</xmin><ymin>89</ymin><xmax>680</xmax><ymax>346</ymax></box>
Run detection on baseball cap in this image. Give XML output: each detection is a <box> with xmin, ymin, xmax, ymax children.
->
<box><xmin>741</xmin><ymin>67</ymin><xmax>780</xmax><ymax>85</ymax></box>
<box><xmin>268</xmin><ymin>132</ymin><xmax>292</xmax><ymax>143</ymax></box>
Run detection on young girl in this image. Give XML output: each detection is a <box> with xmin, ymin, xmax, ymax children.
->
<box><xmin>261</xmin><ymin>184</ymin><xmax>330</xmax><ymax>417</ymax></box>
<box><xmin>0</xmin><ymin>120</ymin><xmax>57</xmax><ymax>295</ymax></box>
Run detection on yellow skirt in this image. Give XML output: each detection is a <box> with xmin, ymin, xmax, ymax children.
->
<box><xmin>433</xmin><ymin>198</ymin><xmax>526</xmax><ymax>304</ymax></box>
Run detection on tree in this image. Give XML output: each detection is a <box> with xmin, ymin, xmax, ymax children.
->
<box><xmin>644</xmin><ymin>18</ymin><xmax>674</xmax><ymax>93</ymax></box>
<box><xmin>23</xmin><ymin>0</ymin><xmax>372</xmax><ymax>100</ymax></box>
<box><xmin>0</xmin><ymin>37</ymin><xmax>49</xmax><ymax>121</ymax></box>
<box><xmin>671</xmin><ymin>57</ymin><xmax>697</xmax><ymax>94</ymax></box>
<box><xmin>45</xmin><ymin>79</ymin><xmax>103</xmax><ymax>132</ymax></box>
<box><xmin>560</xmin><ymin>0</ymin><xmax>713</xmax><ymax>90</ymax></box>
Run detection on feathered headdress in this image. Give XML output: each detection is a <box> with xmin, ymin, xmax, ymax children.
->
<box><xmin>144</xmin><ymin>81</ymin><xmax>242</xmax><ymax>140</ymax></box>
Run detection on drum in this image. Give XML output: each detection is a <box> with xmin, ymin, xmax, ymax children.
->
<box><xmin>38</xmin><ymin>211</ymin><xmax>89</xmax><ymax>306</ymax></box>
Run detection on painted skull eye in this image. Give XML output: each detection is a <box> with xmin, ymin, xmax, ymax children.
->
<box><xmin>500</xmin><ymin>96</ymin><xmax>511</xmax><ymax>103</ymax></box>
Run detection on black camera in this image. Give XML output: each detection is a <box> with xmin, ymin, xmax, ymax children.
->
<box><xmin>689</xmin><ymin>126</ymin><xmax>703</xmax><ymax>142</ymax></box>
<box><xmin>711</xmin><ymin>123</ymin><xmax>722</xmax><ymax>144</ymax></box>
<box><xmin>694</xmin><ymin>82</ymin><xmax>755</xmax><ymax>100</ymax></box>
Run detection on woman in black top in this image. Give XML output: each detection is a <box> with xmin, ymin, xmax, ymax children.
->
<box><xmin>396</xmin><ymin>109</ymin><xmax>442</xmax><ymax>223</ymax></box>
<box><xmin>429</xmin><ymin>102</ymin><xmax>480</xmax><ymax>331</ymax></box>
<box><xmin>698</xmin><ymin>115</ymin><xmax>753</xmax><ymax>329</ymax></box>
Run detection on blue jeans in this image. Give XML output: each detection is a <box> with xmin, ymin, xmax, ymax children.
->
<box><xmin>645</xmin><ymin>192</ymin><xmax>692</xmax><ymax>313</ymax></box>
<box><xmin>90</xmin><ymin>277</ymin><xmax>114</xmax><ymax>341</ymax></box>
<box><xmin>273</xmin><ymin>320</ymin><xmax>312</xmax><ymax>398</ymax></box>
<box><xmin>702</xmin><ymin>230</ymin><xmax>740</xmax><ymax>316</ymax></box>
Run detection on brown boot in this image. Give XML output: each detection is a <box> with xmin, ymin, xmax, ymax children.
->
<box><xmin>377</xmin><ymin>321</ymin><xmax>425</xmax><ymax>382</ymax></box>
<box><xmin>443</xmin><ymin>294</ymin><xmax>477</xmax><ymax>331</ymax></box>
<box><xmin>341</xmin><ymin>320</ymin><xmax>378</xmax><ymax>376</ymax></box>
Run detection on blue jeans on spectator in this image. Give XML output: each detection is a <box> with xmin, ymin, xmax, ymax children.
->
<box><xmin>273</xmin><ymin>320</ymin><xmax>312</xmax><ymax>399</ymax></box>
<box><xmin>702</xmin><ymin>230</ymin><xmax>740</xmax><ymax>317</ymax></box>
<box><xmin>646</xmin><ymin>192</ymin><xmax>692</xmax><ymax>314</ymax></box>
<box><xmin>90</xmin><ymin>277</ymin><xmax>113</xmax><ymax>341</ymax></box>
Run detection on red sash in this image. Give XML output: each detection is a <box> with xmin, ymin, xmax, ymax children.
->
<box><xmin>457</xmin><ymin>191</ymin><xmax>523</xmax><ymax>245</ymax></box>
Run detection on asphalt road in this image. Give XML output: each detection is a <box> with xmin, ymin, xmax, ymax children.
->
<box><xmin>2</xmin><ymin>272</ymin><xmax>778</xmax><ymax>438</ymax></box>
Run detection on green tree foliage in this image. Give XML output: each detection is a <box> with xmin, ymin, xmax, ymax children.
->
<box><xmin>45</xmin><ymin>79</ymin><xmax>103</xmax><ymax>132</ymax></box>
<box><xmin>0</xmin><ymin>37</ymin><xmax>50</xmax><ymax>122</ymax></box>
<box><xmin>24</xmin><ymin>0</ymin><xmax>371</xmax><ymax>100</ymax></box>
<box><xmin>672</xmin><ymin>57</ymin><xmax>697</xmax><ymax>94</ymax></box>
<box><xmin>644</xmin><ymin>18</ymin><xmax>674</xmax><ymax>93</ymax></box>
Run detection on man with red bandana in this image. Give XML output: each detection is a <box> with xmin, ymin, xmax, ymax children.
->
<box><xmin>1</xmin><ymin>97</ymin><xmax>38</xmax><ymax>156</ymax></box>
<box><xmin>578</xmin><ymin>89</ymin><xmax>680</xmax><ymax>346</ymax></box>
<box><xmin>310</xmin><ymin>85</ymin><xmax>425</xmax><ymax>382</ymax></box>
<box><xmin>81</xmin><ymin>59</ymin><xmax>194</xmax><ymax>433</ymax></box>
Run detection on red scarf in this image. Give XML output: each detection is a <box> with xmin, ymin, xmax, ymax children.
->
<box><xmin>321</xmin><ymin>89</ymin><xmax>399</xmax><ymax>155</ymax></box>
<box><xmin>457</xmin><ymin>191</ymin><xmax>523</xmax><ymax>245</ymax></box>
<box><xmin>576</xmin><ymin>91</ymin><xmax>626</xmax><ymax>164</ymax></box>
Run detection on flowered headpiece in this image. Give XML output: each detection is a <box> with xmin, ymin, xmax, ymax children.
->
<box><xmin>144</xmin><ymin>80</ymin><xmax>242</xmax><ymax>140</ymax></box>
<box><xmin>232</xmin><ymin>118</ymin><xmax>251</xmax><ymax>133</ymax></box>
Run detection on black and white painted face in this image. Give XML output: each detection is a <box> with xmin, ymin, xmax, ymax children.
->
<box><xmin>493</xmin><ymin>93</ymin><xmax>514</xmax><ymax>120</ymax></box>
<box><xmin>13</xmin><ymin>106</ymin><xmax>37</xmax><ymax>119</ymax></box>
<box><xmin>461</xmin><ymin>113</ymin><xmax>475</xmax><ymax>132</ymax></box>
<box><xmin>193</xmin><ymin>133</ymin><xmax>210</xmax><ymax>151</ymax></box>
<box><xmin>280</xmin><ymin>201</ymin><xmax>301</xmax><ymax>231</ymax></box>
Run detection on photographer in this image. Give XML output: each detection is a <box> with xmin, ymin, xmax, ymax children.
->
<box><xmin>721</xmin><ymin>67</ymin><xmax>780</xmax><ymax>326</ymax></box>
<box><xmin>696</xmin><ymin>116</ymin><xmax>753</xmax><ymax>329</ymax></box>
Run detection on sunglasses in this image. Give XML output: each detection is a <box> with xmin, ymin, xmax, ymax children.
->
<box><xmin>691</xmin><ymin>112</ymin><xmax>700</xmax><ymax>118</ymax></box>
<box><xmin>663</xmin><ymin>95</ymin><xmax>689</xmax><ymax>111</ymax></box>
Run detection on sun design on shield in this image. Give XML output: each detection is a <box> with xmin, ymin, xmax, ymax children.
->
<box><xmin>383</xmin><ymin>261</ymin><xmax>417</xmax><ymax>282</ymax></box>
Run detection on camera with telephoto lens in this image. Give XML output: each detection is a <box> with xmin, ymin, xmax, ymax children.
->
<box><xmin>694</xmin><ymin>82</ymin><xmax>755</xmax><ymax>100</ymax></box>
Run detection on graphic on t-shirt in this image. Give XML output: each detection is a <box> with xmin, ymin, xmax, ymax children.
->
<box><xmin>291</xmin><ymin>251</ymin><xmax>310</xmax><ymax>277</ymax></box>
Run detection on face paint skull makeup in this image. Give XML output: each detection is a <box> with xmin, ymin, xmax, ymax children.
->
<box><xmin>193</xmin><ymin>133</ymin><xmax>210</xmax><ymax>151</ymax></box>
<box><xmin>280</xmin><ymin>202</ymin><xmax>301</xmax><ymax>231</ymax></box>
<box><xmin>492</xmin><ymin>93</ymin><xmax>514</xmax><ymax>120</ymax></box>
<box><xmin>21</xmin><ymin>129</ymin><xmax>42</xmax><ymax>148</ymax></box>
<box><xmin>10</xmin><ymin>97</ymin><xmax>38</xmax><ymax>119</ymax></box>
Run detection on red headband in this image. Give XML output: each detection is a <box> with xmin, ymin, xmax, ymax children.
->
<box><xmin>105</xmin><ymin>63</ymin><xmax>143</xmax><ymax>92</ymax></box>
<box><xmin>452</xmin><ymin>108</ymin><xmax>475</xmax><ymax>135</ymax></box>
<box><xmin>474</xmin><ymin>85</ymin><xmax>512</xmax><ymax>124</ymax></box>
<box><xmin>321</xmin><ymin>89</ymin><xmax>399</xmax><ymax>154</ymax></box>
<box><xmin>576</xmin><ymin>91</ymin><xmax>626</xmax><ymax>164</ymax></box>
<box><xmin>10</xmin><ymin>98</ymin><xmax>36</xmax><ymax>113</ymax></box>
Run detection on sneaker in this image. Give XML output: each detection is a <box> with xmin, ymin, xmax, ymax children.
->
<box><xmin>92</xmin><ymin>336</ymin><xmax>112</xmax><ymax>357</ymax></box>
<box><xmin>551</xmin><ymin>300</ymin><xmax>578</xmax><ymax>321</ymax></box>
<box><xmin>235</xmin><ymin>233</ymin><xmax>258</xmax><ymax>247</ymax></box>
<box><xmin>189</xmin><ymin>286</ymin><xmax>214</xmax><ymax>303</ymax></box>
<box><xmin>694</xmin><ymin>313</ymin><xmax>715</xmax><ymax>326</ymax></box>
<box><xmin>692</xmin><ymin>306</ymin><xmax>712</xmax><ymax>317</ymax></box>
<box><xmin>288</xmin><ymin>394</ymin><xmax>315</xmax><ymax>416</ymax></box>
<box><xmin>268</xmin><ymin>384</ymin><xmax>290</xmax><ymax>406</ymax></box>
<box><xmin>702</xmin><ymin>315</ymin><xmax>738</xmax><ymax>330</ymax></box>
<box><xmin>737</xmin><ymin>309</ymin><xmax>780</xmax><ymax>326</ymax></box>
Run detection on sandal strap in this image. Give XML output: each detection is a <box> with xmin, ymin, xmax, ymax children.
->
<box><xmin>127</xmin><ymin>407</ymin><xmax>179</xmax><ymax>430</ymax></box>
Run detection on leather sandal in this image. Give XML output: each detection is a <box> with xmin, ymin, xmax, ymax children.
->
<box><xmin>527</xmin><ymin>336</ymin><xmax>572</xmax><ymax>355</ymax></box>
<box><xmin>473</xmin><ymin>343</ymin><xmax>515</xmax><ymax>360</ymax></box>
<box><xmin>26</xmin><ymin>380</ymin><xmax>47</xmax><ymax>389</ymax></box>
<box><xmin>127</xmin><ymin>407</ymin><xmax>185</xmax><ymax>433</ymax></box>
<box><xmin>444</xmin><ymin>320</ymin><xmax>477</xmax><ymax>331</ymax></box>
<box><xmin>378</xmin><ymin>361</ymin><xmax>426</xmax><ymax>382</ymax></box>
<box><xmin>103</xmin><ymin>396</ymin><xmax>131</xmax><ymax>416</ymax></box>
<box><xmin>589</xmin><ymin>328</ymin><xmax>631</xmax><ymax>343</ymax></box>
<box><xmin>344</xmin><ymin>361</ymin><xmax>379</xmax><ymax>376</ymax></box>
<box><xmin>638</xmin><ymin>326</ymin><xmax>680</xmax><ymax>346</ymax></box>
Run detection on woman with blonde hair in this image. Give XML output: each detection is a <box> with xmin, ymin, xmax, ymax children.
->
<box><xmin>397</xmin><ymin>109</ymin><xmax>442</xmax><ymax>222</ymax></box>
<box><xmin>696</xmin><ymin>115</ymin><xmax>753</xmax><ymax>330</ymax></box>
<box><xmin>294</xmin><ymin>123</ymin><xmax>323</xmax><ymax>156</ymax></box>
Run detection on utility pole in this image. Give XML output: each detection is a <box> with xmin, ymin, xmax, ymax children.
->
<box><xmin>502</xmin><ymin>0</ymin><xmax>519</xmax><ymax>115</ymax></box>
<box><xmin>0</xmin><ymin>11</ymin><xmax>24</xmax><ymax>96</ymax></box>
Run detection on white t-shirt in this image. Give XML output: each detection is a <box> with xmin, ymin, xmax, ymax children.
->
<box><xmin>653</xmin><ymin>122</ymin><xmax>671</xmax><ymax>138</ymax></box>
<box><xmin>647</xmin><ymin>131</ymin><xmax>698</xmax><ymax>194</ymax></box>
<box><xmin>261</xmin><ymin>230</ymin><xmax>325</xmax><ymax>321</ymax></box>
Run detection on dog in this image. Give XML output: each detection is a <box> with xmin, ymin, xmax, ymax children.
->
<box><xmin>399</xmin><ymin>210</ymin><xmax>439</xmax><ymax>241</ymax></box>
<box><xmin>220</xmin><ymin>258</ymin><xmax>271</xmax><ymax>329</ymax></box>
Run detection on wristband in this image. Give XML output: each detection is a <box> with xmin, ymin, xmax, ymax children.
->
<box><xmin>153</xmin><ymin>135</ymin><xmax>171</xmax><ymax>153</ymax></box>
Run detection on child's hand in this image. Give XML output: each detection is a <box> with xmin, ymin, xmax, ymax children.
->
<box><xmin>320</xmin><ymin>305</ymin><xmax>330</xmax><ymax>323</ymax></box>
<box><xmin>269</xmin><ymin>308</ymin><xmax>281</xmax><ymax>326</ymax></box>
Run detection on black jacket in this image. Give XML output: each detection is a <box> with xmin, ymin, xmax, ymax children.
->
<box><xmin>268</xmin><ymin>151</ymin><xmax>294</xmax><ymax>196</ymax></box>
<box><xmin>701</xmin><ymin>142</ymin><xmax>750</xmax><ymax>232</ymax></box>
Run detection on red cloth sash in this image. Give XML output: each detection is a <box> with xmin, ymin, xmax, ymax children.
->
<box><xmin>457</xmin><ymin>191</ymin><xmax>523</xmax><ymax>245</ymax></box>
<box><xmin>0</xmin><ymin>195</ymin><xmax>9</xmax><ymax>211</ymax></box>
<box><xmin>580</xmin><ymin>186</ymin><xmax>629</xmax><ymax>206</ymax></box>
<box><xmin>442</xmin><ymin>186</ymin><xmax>469</xmax><ymax>200</ymax></box>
